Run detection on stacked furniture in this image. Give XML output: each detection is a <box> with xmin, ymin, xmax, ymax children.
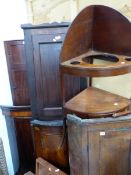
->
<box><xmin>60</xmin><ymin>5</ymin><xmax>131</xmax><ymax>175</ymax></box>
<box><xmin>1</xmin><ymin>40</ymin><xmax>35</xmax><ymax>173</ymax></box>
<box><xmin>21</xmin><ymin>22</ymin><xmax>87</xmax><ymax>174</ymax></box>
<box><xmin>3</xmin><ymin>4</ymin><xmax>131</xmax><ymax>175</ymax></box>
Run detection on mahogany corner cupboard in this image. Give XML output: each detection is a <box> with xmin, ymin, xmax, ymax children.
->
<box><xmin>21</xmin><ymin>23</ymin><xmax>86</xmax><ymax>120</ymax></box>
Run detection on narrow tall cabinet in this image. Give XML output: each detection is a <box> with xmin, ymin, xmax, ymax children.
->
<box><xmin>1</xmin><ymin>40</ymin><xmax>35</xmax><ymax>174</ymax></box>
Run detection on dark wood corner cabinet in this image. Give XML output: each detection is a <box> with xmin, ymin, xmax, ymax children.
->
<box><xmin>21</xmin><ymin>23</ymin><xmax>86</xmax><ymax>120</ymax></box>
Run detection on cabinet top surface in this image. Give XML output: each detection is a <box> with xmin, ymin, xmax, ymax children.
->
<box><xmin>21</xmin><ymin>22</ymin><xmax>70</xmax><ymax>29</ymax></box>
<box><xmin>64</xmin><ymin>87</ymin><xmax>130</xmax><ymax>118</ymax></box>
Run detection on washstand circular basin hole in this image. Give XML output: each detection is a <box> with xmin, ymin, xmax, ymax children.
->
<box><xmin>82</xmin><ymin>54</ymin><xmax>119</xmax><ymax>65</ymax></box>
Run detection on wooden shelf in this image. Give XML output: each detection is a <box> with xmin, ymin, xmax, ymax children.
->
<box><xmin>64</xmin><ymin>87</ymin><xmax>130</xmax><ymax>118</ymax></box>
<box><xmin>61</xmin><ymin>50</ymin><xmax>131</xmax><ymax>77</ymax></box>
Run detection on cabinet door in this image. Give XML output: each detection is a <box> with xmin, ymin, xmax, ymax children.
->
<box><xmin>31</xmin><ymin>32</ymin><xmax>82</xmax><ymax>119</ymax></box>
<box><xmin>14</xmin><ymin>118</ymin><xmax>35</xmax><ymax>172</ymax></box>
<box><xmin>4</xmin><ymin>40</ymin><xmax>30</xmax><ymax>105</ymax></box>
<box><xmin>31</xmin><ymin>120</ymin><xmax>69</xmax><ymax>173</ymax></box>
<box><xmin>32</xmin><ymin>34</ymin><xmax>64</xmax><ymax>119</ymax></box>
<box><xmin>89</xmin><ymin>128</ymin><xmax>131</xmax><ymax>175</ymax></box>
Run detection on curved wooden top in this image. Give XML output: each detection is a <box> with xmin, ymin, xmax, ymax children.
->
<box><xmin>60</xmin><ymin>5</ymin><xmax>131</xmax><ymax>77</ymax></box>
<box><xmin>64</xmin><ymin>87</ymin><xmax>130</xmax><ymax>118</ymax></box>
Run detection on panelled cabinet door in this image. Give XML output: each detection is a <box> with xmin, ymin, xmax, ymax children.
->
<box><xmin>32</xmin><ymin>33</ymin><xmax>65</xmax><ymax>118</ymax></box>
<box><xmin>4</xmin><ymin>40</ymin><xmax>30</xmax><ymax>105</ymax></box>
<box><xmin>89</xmin><ymin>128</ymin><xmax>131</xmax><ymax>175</ymax></box>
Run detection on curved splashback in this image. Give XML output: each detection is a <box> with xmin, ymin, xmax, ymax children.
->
<box><xmin>60</xmin><ymin>5</ymin><xmax>131</xmax><ymax>62</ymax></box>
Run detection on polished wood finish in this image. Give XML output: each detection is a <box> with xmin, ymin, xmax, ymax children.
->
<box><xmin>4</xmin><ymin>40</ymin><xmax>30</xmax><ymax>105</ymax></box>
<box><xmin>1</xmin><ymin>106</ymin><xmax>35</xmax><ymax>174</ymax></box>
<box><xmin>60</xmin><ymin>7</ymin><xmax>93</xmax><ymax>62</ymax></box>
<box><xmin>67</xmin><ymin>114</ymin><xmax>131</xmax><ymax>175</ymax></box>
<box><xmin>60</xmin><ymin>5</ymin><xmax>131</xmax><ymax>62</ymax></box>
<box><xmin>60</xmin><ymin>5</ymin><xmax>131</xmax><ymax>77</ymax></box>
<box><xmin>35</xmin><ymin>158</ymin><xmax>68</xmax><ymax>175</ymax></box>
<box><xmin>31</xmin><ymin>119</ymin><xmax>69</xmax><ymax>173</ymax></box>
<box><xmin>60</xmin><ymin>5</ymin><xmax>131</xmax><ymax>117</ymax></box>
<box><xmin>1</xmin><ymin>105</ymin><xmax>32</xmax><ymax>118</ymax></box>
<box><xmin>93</xmin><ymin>6</ymin><xmax>131</xmax><ymax>56</ymax></box>
<box><xmin>64</xmin><ymin>87</ymin><xmax>130</xmax><ymax>118</ymax></box>
<box><xmin>21</xmin><ymin>23</ymin><xmax>86</xmax><ymax>120</ymax></box>
<box><xmin>61</xmin><ymin>50</ymin><xmax>131</xmax><ymax>77</ymax></box>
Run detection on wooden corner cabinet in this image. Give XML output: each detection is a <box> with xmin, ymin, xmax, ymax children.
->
<box><xmin>21</xmin><ymin>23</ymin><xmax>86</xmax><ymax>120</ymax></box>
<box><xmin>67</xmin><ymin>114</ymin><xmax>131</xmax><ymax>175</ymax></box>
<box><xmin>60</xmin><ymin>5</ymin><xmax>131</xmax><ymax>175</ymax></box>
<box><xmin>60</xmin><ymin>5</ymin><xmax>131</xmax><ymax>119</ymax></box>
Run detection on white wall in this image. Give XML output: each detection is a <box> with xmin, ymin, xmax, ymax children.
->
<box><xmin>0</xmin><ymin>0</ymin><xmax>28</xmax><ymax>174</ymax></box>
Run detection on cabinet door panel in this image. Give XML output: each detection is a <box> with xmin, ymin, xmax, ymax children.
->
<box><xmin>89</xmin><ymin>129</ymin><xmax>131</xmax><ymax>175</ymax></box>
<box><xmin>33</xmin><ymin>34</ymin><xmax>64</xmax><ymax>118</ymax></box>
<box><xmin>40</xmin><ymin>43</ymin><xmax>61</xmax><ymax>106</ymax></box>
<box><xmin>100</xmin><ymin>137</ymin><xmax>130</xmax><ymax>175</ymax></box>
<box><xmin>4</xmin><ymin>40</ymin><xmax>30</xmax><ymax>105</ymax></box>
<box><xmin>9</xmin><ymin>42</ymin><xmax>26</xmax><ymax>65</ymax></box>
<box><xmin>32</xmin><ymin>33</ymin><xmax>84</xmax><ymax>119</ymax></box>
<box><xmin>11</xmin><ymin>69</ymin><xmax>29</xmax><ymax>105</ymax></box>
